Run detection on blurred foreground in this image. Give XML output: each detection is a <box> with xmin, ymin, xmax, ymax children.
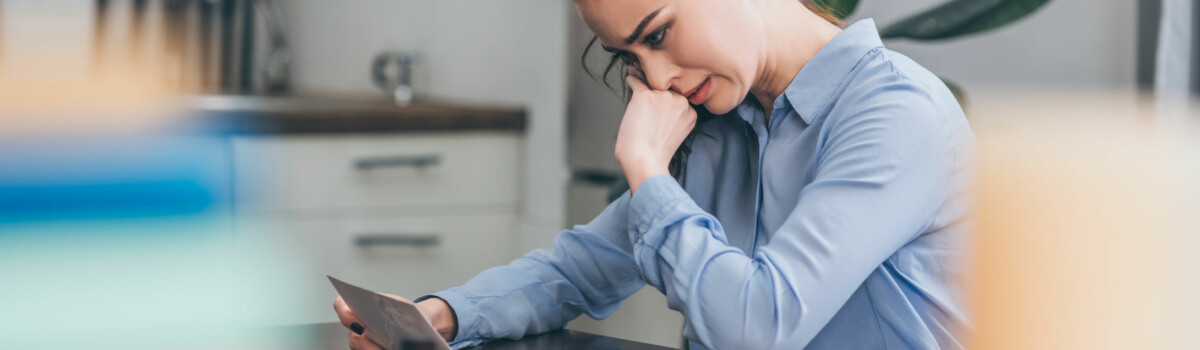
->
<box><xmin>968</xmin><ymin>89</ymin><xmax>1200</xmax><ymax>349</ymax></box>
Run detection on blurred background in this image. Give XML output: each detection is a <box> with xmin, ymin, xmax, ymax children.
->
<box><xmin>0</xmin><ymin>0</ymin><xmax>1197</xmax><ymax>349</ymax></box>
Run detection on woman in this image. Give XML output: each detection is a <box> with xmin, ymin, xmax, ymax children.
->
<box><xmin>335</xmin><ymin>0</ymin><xmax>974</xmax><ymax>348</ymax></box>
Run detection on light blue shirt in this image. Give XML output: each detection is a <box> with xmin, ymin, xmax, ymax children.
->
<box><xmin>421</xmin><ymin>19</ymin><xmax>975</xmax><ymax>349</ymax></box>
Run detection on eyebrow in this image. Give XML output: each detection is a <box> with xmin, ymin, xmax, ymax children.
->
<box><xmin>623</xmin><ymin>7</ymin><xmax>665</xmax><ymax>45</ymax></box>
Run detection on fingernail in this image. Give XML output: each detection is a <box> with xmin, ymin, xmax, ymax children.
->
<box><xmin>351</xmin><ymin>322</ymin><xmax>364</xmax><ymax>335</ymax></box>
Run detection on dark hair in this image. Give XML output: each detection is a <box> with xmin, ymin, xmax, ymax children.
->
<box><xmin>580</xmin><ymin>0</ymin><xmax>842</xmax><ymax>181</ymax></box>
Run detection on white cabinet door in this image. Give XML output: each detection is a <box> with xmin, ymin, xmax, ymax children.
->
<box><xmin>232</xmin><ymin>132</ymin><xmax>520</xmax><ymax>213</ymax></box>
<box><xmin>235</xmin><ymin>213</ymin><xmax>519</xmax><ymax>325</ymax></box>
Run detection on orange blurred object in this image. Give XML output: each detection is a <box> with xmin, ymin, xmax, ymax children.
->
<box><xmin>967</xmin><ymin>89</ymin><xmax>1199</xmax><ymax>349</ymax></box>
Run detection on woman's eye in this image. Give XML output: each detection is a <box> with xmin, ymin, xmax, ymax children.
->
<box><xmin>645</xmin><ymin>28</ymin><xmax>667</xmax><ymax>47</ymax></box>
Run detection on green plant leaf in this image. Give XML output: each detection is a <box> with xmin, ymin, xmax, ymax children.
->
<box><xmin>810</xmin><ymin>0</ymin><xmax>859</xmax><ymax>20</ymax></box>
<box><xmin>940</xmin><ymin>77</ymin><xmax>967</xmax><ymax>109</ymax></box>
<box><xmin>879</xmin><ymin>0</ymin><xmax>1050</xmax><ymax>41</ymax></box>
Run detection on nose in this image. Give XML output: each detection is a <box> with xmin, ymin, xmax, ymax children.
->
<box><xmin>638</xmin><ymin>52</ymin><xmax>680</xmax><ymax>93</ymax></box>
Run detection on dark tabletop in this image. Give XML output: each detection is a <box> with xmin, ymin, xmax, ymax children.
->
<box><xmin>266</xmin><ymin>323</ymin><xmax>676</xmax><ymax>350</ymax></box>
<box><xmin>184</xmin><ymin>94</ymin><xmax>526</xmax><ymax>134</ymax></box>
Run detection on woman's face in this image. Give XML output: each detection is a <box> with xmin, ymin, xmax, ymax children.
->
<box><xmin>576</xmin><ymin>0</ymin><xmax>763</xmax><ymax>114</ymax></box>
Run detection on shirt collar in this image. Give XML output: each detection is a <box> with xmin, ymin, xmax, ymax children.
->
<box><xmin>734</xmin><ymin>19</ymin><xmax>885</xmax><ymax>125</ymax></box>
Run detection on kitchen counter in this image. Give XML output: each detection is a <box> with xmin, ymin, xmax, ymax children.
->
<box><xmin>185</xmin><ymin>95</ymin><xmax>526</xmax><ymax>134</ymax></box>
<box><xmin>264</xmin><ymin>322</ymin><xmax>676</xmax><ymax>350</ymax></box>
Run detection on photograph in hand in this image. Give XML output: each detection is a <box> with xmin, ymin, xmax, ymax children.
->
<box><xmin>328</xmin><ymin>276</ymin><xmax>451</xmax><ymax>350</ymax></box>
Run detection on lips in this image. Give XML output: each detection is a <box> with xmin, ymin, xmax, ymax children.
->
<box><xmin>684</xmin><ymin>77</ymin><xmax>712</xmax><ymax>105</ymax></box>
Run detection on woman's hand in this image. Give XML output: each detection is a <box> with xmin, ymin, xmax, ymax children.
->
<box><xmin>615</xmin><ymin>72</ymin><xmax>697</xmax><ymax>194</ymax></box>
<box><xmin>415</xmin><ymin>297</ymin><xmax>457</xmax><ymax>342</ymax></box>
<box><xmin>334</xmin><ymin>295</ymin><xmax>457</xmax><ymax>349</ymax></box>
<box><xmin>334</xmin><ymin>295</ymin><xmax>383</xmax><ymax>350</ymax></box>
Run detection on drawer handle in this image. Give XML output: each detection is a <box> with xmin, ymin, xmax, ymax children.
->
<box><xmin>354</xmin><ymin>154</ymin><xmax>441</xmax><ymax>170</ymax></box>
<box><xmin>355</xmin><ymin>233</ymin><xmax>441</xmax><ymax>247</ymax></box>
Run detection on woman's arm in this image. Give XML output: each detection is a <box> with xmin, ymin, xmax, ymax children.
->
<box><xmin>420</xmin><ymin>192</ymin><xmax>647</xmax><ymax>349</ymax></box>
<box><xmin>625</xmin><ymin>83</ymin><xmax>953</xmax><ymax>349</ymax></box>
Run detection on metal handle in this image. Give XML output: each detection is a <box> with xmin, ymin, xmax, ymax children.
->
<box><xmin>354</xmin><ymin>233</ymin><xmax>441</xmax><ymax>247</ymax></box>
<box><xmin>354</xmin><ymin>154</ymin><xmax>441</xmax><ymax>170</ymax></box>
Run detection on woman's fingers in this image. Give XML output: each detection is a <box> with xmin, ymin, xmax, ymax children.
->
<box><xmin>338</xmin><ymin>297</ymin><xmax>381</xmax><ymax>350</ymax></box>
<box><xmin>348</xmin><ymin>330</ymin><xmax>385</xmax><ymax>350</ymax></box>
<box><xmin>333</xmin><ymin>296</ymin><xmax>364</xmax><ymax>330</ymax></box>
<box><xmin>625</xmin><ymin>75</ymin><xmax>649</xmax><ymax>93</ymax></box>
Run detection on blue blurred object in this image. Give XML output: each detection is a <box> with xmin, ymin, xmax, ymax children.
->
<box><xmin>0</xmin><ymin>132</ymin><xmax>230</xmax><ymax>225</ymax></box>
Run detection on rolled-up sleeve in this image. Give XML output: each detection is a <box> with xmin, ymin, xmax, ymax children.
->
<box><xmin>420</xmin><ymin>192</ymin><xmax>646</xmax><ymax>349</ymax></box>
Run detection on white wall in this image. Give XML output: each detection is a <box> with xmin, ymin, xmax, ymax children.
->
<box><xmin>851</xmin><ymin>0</ymin><xmax>1138</xmax><ymax>91</ymax></box>
<box><xmin>281</xmin><ymin>0</ymin><xmax>571</xmax><ymax>253</ymax></box>
<box><xmin>0</xmin><ymin>0</ymin><xmax>94</xmax><ymax>82</ymax></box>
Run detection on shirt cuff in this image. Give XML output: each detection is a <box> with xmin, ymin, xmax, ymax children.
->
<box><xmin>415</xmin><ymin>289</ymin><xmax>485</xmax><ymax>349</ymax></box>
<box><xmin>628</xmin><ymin>174</ymin><xmax>691</xmax><ymax>248</ymax></box>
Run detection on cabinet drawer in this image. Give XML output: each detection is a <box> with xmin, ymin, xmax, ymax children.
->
<box><xmin>238</xmin><ymin>213</ymin><xmax>520</xmax><ymax>325</ymax></box>
<box><xmin>233</xmin><ymin>132</ymin><xmax>520</xmax><ymax>212</ymax></box>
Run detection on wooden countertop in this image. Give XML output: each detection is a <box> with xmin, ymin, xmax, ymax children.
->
<box><xmin>184</xmin><ymin>95</ymin><xmax>526</xmax><ymax>134</ymax></box>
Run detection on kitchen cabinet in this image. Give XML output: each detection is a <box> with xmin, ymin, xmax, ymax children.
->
<box><xmin>232</xmin><ymin>132</ymin><xmax>520</xmax><ymax>212</ymax></box>
<box><xmin>204</xmin><ymin>96</ymin><xmax>526</xmax><ymax>325</ymax></box>
<box><xmin>235</xmin><ymin>212</ymin><xmax>519</xmax><ymax>325</ymax></box>
<box><xmin>231</xmin><ymin>131</ymin><xmax>522</xmax><ymax>325</ymax></box>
